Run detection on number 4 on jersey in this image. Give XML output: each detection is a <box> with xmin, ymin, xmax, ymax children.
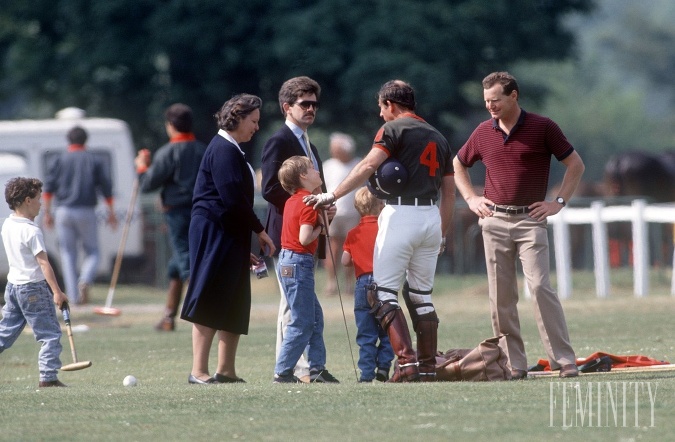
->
<box><xmin>420</xmin><ymin>141</ymin><xmax>439</xmax><ymax>176</ymax></box>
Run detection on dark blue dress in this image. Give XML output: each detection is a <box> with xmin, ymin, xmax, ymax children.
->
<box><xmin>180</xmin><ymin>135</ymin><xmax>263</xmax><ymax>333</ymax></box>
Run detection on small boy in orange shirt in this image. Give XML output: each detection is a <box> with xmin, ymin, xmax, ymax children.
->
<box><xmin>342</xmin><ymin>187</ymin><xmax>394</xmax><ymax>382</ymax></box>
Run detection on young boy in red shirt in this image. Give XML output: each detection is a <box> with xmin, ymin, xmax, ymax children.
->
<box><xmin>273</xmin><ymin>156</ymin><xmax>339</xmax><ymax>384</ymax></box>
<box><xmin>342</xmin><ymin>187</ymin><xmax>394</xmax><ymax>382</ymax></box>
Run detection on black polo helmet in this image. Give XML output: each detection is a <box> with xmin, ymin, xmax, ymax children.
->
<box><xmin>367</xmin><ymin>157</ymin><xmax>408</xmax><ymax>199</ymax></box>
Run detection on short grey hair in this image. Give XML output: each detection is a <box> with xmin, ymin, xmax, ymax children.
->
<box><xmin>329</xmin><ymin>132</ymin><xmax>355</xmax><ymax>154</ymax></box>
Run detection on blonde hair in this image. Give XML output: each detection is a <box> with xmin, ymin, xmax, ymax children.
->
<box><xmin>354</xmin><ymin>187</ymin><xmax>383</xmax><ymax>216</ymax></box>
<box><xmin>278</xmin><ymin>155</ymin><xmax>313</xmax><ymax>194</ymax></box>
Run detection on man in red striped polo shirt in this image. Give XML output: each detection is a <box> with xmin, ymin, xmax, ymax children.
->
<box><xmin>453</xmin><ymin>71</ymin><xmax>585</xmax><ymax>379</ymax></box>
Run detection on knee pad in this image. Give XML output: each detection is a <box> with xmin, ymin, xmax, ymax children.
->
<box><xmin>366</xmin><ymin>282</ymin><xmax>380</xmax><ymax>309</ymax></box>
<box><xmin>402</xmin><ymin>282</ymin><xmax>436</xmax><ymax>331</ymax></box>
<box><xmin>366</xmin><ymin>283</ymin><xmax>400</xmax><ymax>329</ymax></box>
<box><xmin>366</xmin><ymin>282</ymin><xmax>398</xmax><ymax>307</ymax></box>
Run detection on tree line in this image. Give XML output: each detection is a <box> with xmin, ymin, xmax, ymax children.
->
<box><xmin>0</xmin><ymin>0</ymin><xmax>593</xmax><ymax>166</ymax></box>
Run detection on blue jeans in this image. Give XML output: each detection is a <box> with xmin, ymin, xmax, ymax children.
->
<box><xmin>274</xmin><ymin>249</ymin><xmax>326</xmax><ymax>376</ymax></box>
<box><xmin>165</xmin><ymin>206</ymin><xmax>191</xmax><ymax>281</ymax></box>
<box><xmin>0</xmin><ymin>281</ymin><xmax>63</xmax><ymax>381</ymax></box>
<box><xmin>354</xmin><ymin>274</ymin><xmax>394</xmax><ymax>381</ymax></box>
<box><xmin>55</xmin><ymin>206</ymin><xmax>99</xmax><ymax>303</ymax></box>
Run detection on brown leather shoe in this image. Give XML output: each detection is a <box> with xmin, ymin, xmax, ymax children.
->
<box><xmin>559</xmin><ymin>364</ymin><xmax>579</xmax><ymax>378</ymax></box>
<box><xmin>39</xmin><ymin>379</ymin><xmax>67</xmax><ymax>388</ymax></box>
<box><xmin>511</xmin><ymin>369</ymin><xmax>528</xmax><ymax>380</ymax></box>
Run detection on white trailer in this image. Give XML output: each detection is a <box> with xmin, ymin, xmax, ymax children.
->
<box><xmin>0</xmin><ymin>108</ymin><xmax>143</xmax><ymax>287</ymax></box>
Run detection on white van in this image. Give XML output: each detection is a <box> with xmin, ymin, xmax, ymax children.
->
<box><xmin>0</xmin><ymin>108</ymin><xmax>143</xmax><ymax>287</ymax></box>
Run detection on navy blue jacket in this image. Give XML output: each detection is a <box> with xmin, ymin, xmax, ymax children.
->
<box><xmin>260</xmin><ymin>125</ymin><xmax>326</xmax><ymax>256</ymax></box>
<box><xmin>192</xmin><ymin>135</ymin><xmax>263</xmax><ymax>234</ymax></box>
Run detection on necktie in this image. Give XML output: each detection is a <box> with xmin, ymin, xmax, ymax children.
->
<box><xmin>304</xmin><ymin>131</ymin><xmax>325</xmax><ymax>259</ymax></box>
<box><xmin>303</xmin><ymin>132</ymin><xmax>316</xmax><ymax>169</ymax></box>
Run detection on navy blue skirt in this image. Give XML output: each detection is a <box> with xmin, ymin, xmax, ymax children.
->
<box><xmin>180</xmin><ymin>213</ymin><xmax>252</xmax><ymax>334</ymax></box>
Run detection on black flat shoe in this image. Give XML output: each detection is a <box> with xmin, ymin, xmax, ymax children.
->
<box><xmin>510</xmin><ymin>369</ymin><xmax>528</xmax><ymax>380</ymax></box>
<box><xmin>214</xmin><ymin>373</ymin><xmax>246</xmax><ymax>383</ymax></box>
<box><xmin>188</xmin><ymin>374</ymin><xmax>218</xmax><ymax>384</ymax></box>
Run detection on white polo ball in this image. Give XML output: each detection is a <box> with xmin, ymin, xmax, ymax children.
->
<box><xmin>123</xmin><ymin>375</ymin><xmax>137</xmax><ymax>387</ymax></box>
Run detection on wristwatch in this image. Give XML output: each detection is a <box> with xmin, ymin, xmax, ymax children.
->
<box><xmin>556</xmin><ymin>196</ymin><xmax>566</xmax><ymax>207</ymax></box>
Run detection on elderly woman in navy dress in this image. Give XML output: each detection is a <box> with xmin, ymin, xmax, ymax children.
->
<box><xmin>181</xmin><ymin>94</ymin><xmax>275</xmax><ymax>384</ymax></box>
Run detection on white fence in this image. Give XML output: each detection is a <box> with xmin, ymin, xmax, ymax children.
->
<box><xmin>547</xmin><ymin>199</ymin><xmax>675</xmax><ymax>299</ymax></box>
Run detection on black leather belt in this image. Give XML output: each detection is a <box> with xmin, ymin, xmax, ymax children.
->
<box><xmin>387</xmin><ymin>197</ymin><xmax>436</xmax><ymax>206</ymax></box>
<box><xmin>491</xmin><ymin>205</ymin><xmax>531</xmax><ymax>215</ymax></box>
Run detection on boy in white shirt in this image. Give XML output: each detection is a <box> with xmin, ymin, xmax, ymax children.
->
<box><xmin>0</xmin><ymin>177</ymin><xmax>69</xmax><ymax>387</ymax></box>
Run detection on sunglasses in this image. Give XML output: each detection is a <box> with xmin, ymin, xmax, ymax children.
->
<box><xmin>294</xmin><ymin>100</ymin><xmax>320</xmax><ymax>110</ymax></box>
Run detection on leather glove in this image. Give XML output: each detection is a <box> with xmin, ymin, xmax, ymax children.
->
<box><xmin>303</xmin><ymin>192</ymin><xmax>336</xmax><ymax>209</ymax></box>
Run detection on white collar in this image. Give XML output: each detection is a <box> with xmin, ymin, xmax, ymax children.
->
<box><xmin>217</xmin><ymin>129</ymin><xmax>246</xmax><ymax>156</ymax></box>
<box><xmin>217</xmin><ymin>129</ymin><xmax>255</xmax><ymax>183</ymax></box>
<box><xmin>285</xmin><ymin>120</ymin><xmax>305</xmax><ymax>140</ymax></box>
<box><xmin>9</xmin><ymin>213</ymin><xmax>35</xmax><ymax>225</ymax></box>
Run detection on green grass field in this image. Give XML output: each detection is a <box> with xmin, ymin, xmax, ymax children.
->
<box><xmin>1</xmin><ymin>269</ymin><xmax>674</xmax><ymax>441</ymax></box>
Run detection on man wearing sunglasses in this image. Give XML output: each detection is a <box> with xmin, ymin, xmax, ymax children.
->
<box><xmin>261</xmin><ymin>76</ymin><xmax>335</xmax><ymax>383</ymax></box>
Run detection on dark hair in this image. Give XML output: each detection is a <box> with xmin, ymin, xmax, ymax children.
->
<box><xmin>215</xmin><ymin>94</ymin><xmax>262</xmax><ymax>131</ymax></box>
<box><xmin>378</xmin><ymin>80</ymin><xmax>416</xmax><ymax>111</ymax></box>
<box><xmin>67</xmin><ymin>126</ymin><xmax>88</xmax><ymax>145</ymax></box>
<box><xmin>278</xmin><ymin>76</ymin><xmax>321</xmax><ymax>116</ymax></box>
<box><xmin>165</xmin><ymin>103</ymin><xmax>193</xmax><ymax>133</ymax></box>
<box><xmin>278</xmin><ymin>155</ymin><xmax>313</xmax><ymax>194</ymax></box>
<box><xmin>482</xmin><ymin>71</ymin><xmax>519</xmax><ymax>97</ymax></box>
<box><xmin>5</xmin><ymin>177</ymin><xmax>42</xmax><ymax>210</ymax></box>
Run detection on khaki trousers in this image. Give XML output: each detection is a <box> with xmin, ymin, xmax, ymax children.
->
<box><xmin>479</xmin><ymin>213</ymin><xmax>576</xmax><ymax>371</ymax></box>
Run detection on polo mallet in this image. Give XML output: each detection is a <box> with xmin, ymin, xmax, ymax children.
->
<box><xmin>60</xmin><ymin>304</ymin><xmax>92</xmax><ymax>371</ymax></box>
<box><xmin>321</xmin><ymin>209</ymin><xmax>359</xmax><ymax>382</ymax></box>
<box><xmin>93</xmin><ymin>178</ymin><xmax>140</xmax><ymax>316</ymax></box>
